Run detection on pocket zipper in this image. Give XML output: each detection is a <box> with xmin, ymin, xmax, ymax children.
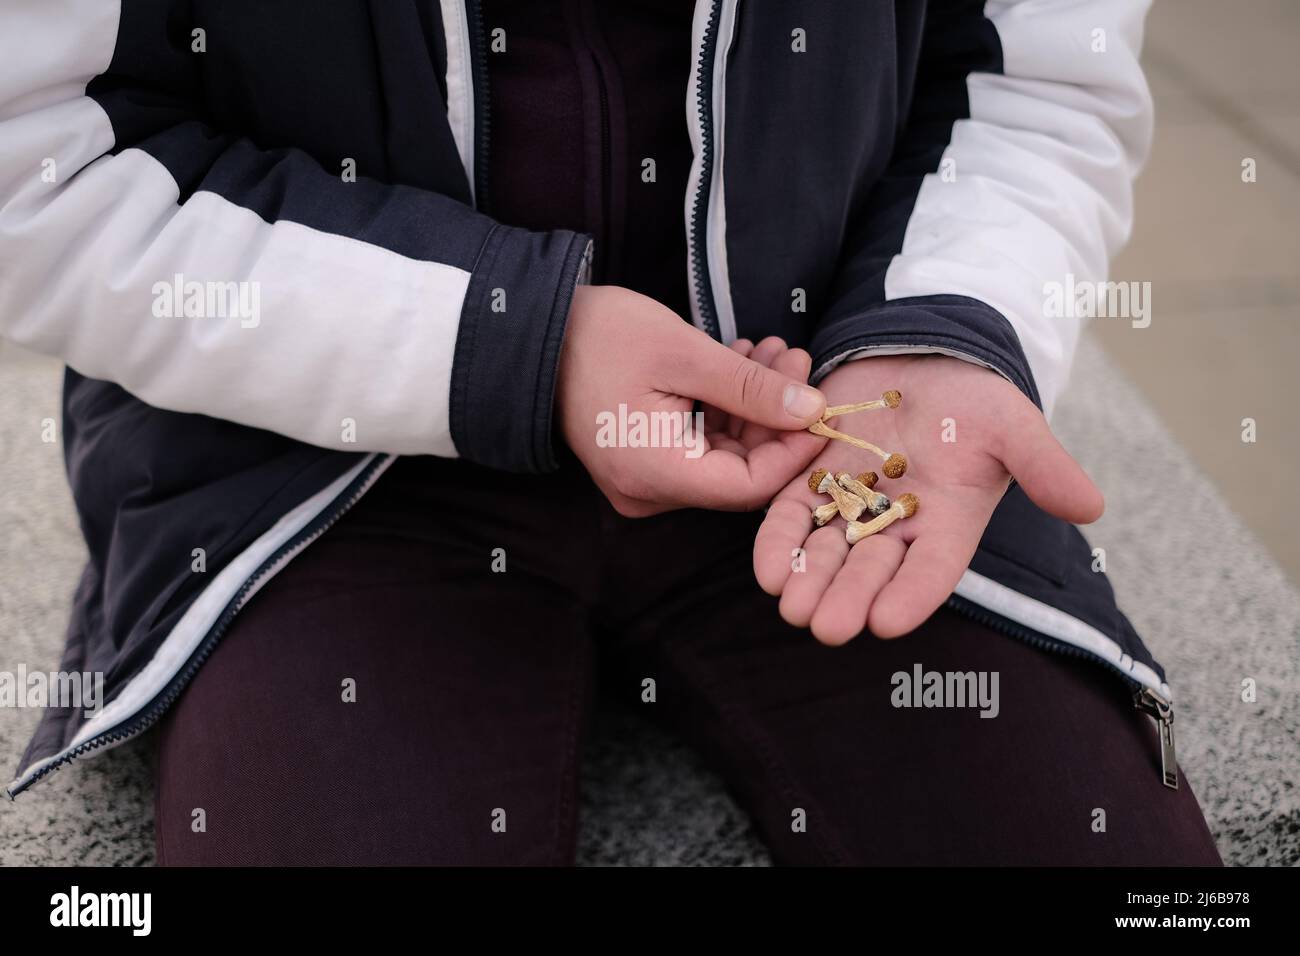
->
<box><xmin>1134</xmin><ymin>686</ymin><xmax>1179</xmax><ymax>790</ymax></box>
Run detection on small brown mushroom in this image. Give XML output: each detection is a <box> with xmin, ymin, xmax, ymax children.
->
<box><xmin>807</xmin><ymin>467</ymin><xmax>866</xmax><ymax>522</ymax></box>
<box><xmin>806</xmin><ymin>420</ymin><xmax>908</xmax><ymax>478</ymax></box>
<box><xmin>835</xmin><ymin>471</ymin><xmax>891</xmax><ymax>517</ymax></box>
<box><xmin>845</xmin><ymin>493</ymin><xmax>919</xmax><ymax>545</ymax></box>
<box><xmin>823</xmin><ymin>390</ymin><xmax>902</xmax><ymax>417</ymax></box>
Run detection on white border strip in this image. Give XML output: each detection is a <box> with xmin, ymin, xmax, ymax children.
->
<box><xmin>955</xmin><ymin>568</ymin><xmax>1173</xmax><ymax>702</ymax></box>
<box><xmin>7</xmin><ymin>454</ymin><xmax>393</xmax><ymax>797</ymax></box>
<box><xmin>439</xmin><ymin>0</ymin><xmax>476</xmax><ymax>204</ymax></box>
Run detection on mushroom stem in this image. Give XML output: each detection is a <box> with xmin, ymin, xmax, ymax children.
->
<box><xmin>811</xmin><ymin>501</ymin><xmax>841</xmax><ymax>526</ymax></box>
<box><xmin>807</xmin><ymin>421</ymin><xmax>908</xmax><ymax>478</ymax></box>
<box><xmin>845</xmin><ymin>493</ymin><xmax>919</xmax><ymax>545</ymax></box>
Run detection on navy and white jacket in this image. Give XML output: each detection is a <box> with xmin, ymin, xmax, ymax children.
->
<box><xmin>1</xmin><ymin>0</ymin><xmax>1173</xmax><ymax>798</ymax></box>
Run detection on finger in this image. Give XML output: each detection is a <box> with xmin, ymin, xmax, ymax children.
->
<box><xmin>703</xmin><ymin>339</ymin><xmax>752</xmax><ymax>434</ymax></box>
<box><xmin>651</xmin><ymin>431</ymin><xmax>822</xmax><ymax>511</ymax></box>
<box><xmin>867</xmin><ymin>529</ymin><xmax>980</xmax><ymax>639</ymax></box>
<box><xmin>774</xmin><ymin>426</ymin><xmax>830</xmax><ymax>469</ymax></box>
<box><xmin>778</xmin><ymin>525</ymin><xmax>847</xmax><ymax>628</ymax></box>
<box><xmin>594</xmin><ymin>479</ymin><xmax>666</xmax><ymax>519</ymax></box>
<box><xmin>753</xmin><ymin>497</ymin><xmax>814</xmax><ymax>595</ymax></box>
<box><xmin>705</xmin><ymin>432</ymin><xmax>749</xmax><ymax>456</ymax></box>
<box><xmin>810</xmin><ymin>533</ymin><xmax>907</xmax><ymax>646</ymax></box>
<box><xmin>748</xmin><ymin>336</ymin><xmax>787</xmax><ymax>366</ymax></box>
<box><xmin>727</xmin><ymin>337</ymin><xmax>785</xmax><ymax>439</ymax></box>
<box><xmin>998</xmin><ymin>406</ymin><xmax>1105</xmax><ymax>524</ymax></box>
<box><xmin>741</xmin><ymin>347</ymin><xmax>813</xmax><ymax>449</ymax></box>
<box><xmin>668</xmin><ymin>329</ymin><xmax>825</xmax><ymax>430</ymax></box>
<box><xmin>786</xmin><ymin>347</ymin><xmax>813</xmax><ymax>382</ymax></box>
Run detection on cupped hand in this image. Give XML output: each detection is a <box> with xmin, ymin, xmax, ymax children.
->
<box><xmin>558</xmin><ymin>285</ymin><xmax>828</xmax><ymax>516</ymax></box>
<box><xmin>753</xmin><ymin>353</ymin><xmax>1105</xmax><ymax>643</ymax></box>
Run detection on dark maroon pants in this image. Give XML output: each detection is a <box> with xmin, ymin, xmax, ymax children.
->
<box><xmin>154</xmin><ymin>454</ymin><xmax>1222</xmax><ymax>865</ymax></box>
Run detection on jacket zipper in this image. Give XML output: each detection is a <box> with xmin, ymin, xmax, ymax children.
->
<box><xmin>947</xmin><ymin>593</ymin><xmax>1179</xmax><ymax>789</ymax></box>
<box><xmin>688</xmin><ymin>0</ymin><xmax>722</xmax><ymax>340</ymax></box>
<box><xmin>467</xmin><ymin>0</ymin><xmax>491</xmax><ymax>213</ymax></box>
<box><xmin>7</xmin><ymin>455</ymin><xmax>394</xmax><ymax>798</ymax></box>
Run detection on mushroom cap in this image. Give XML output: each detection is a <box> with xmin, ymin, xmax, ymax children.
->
<box><xmin>883</xmin><ymin>389</ymin><xmax>902</xmax><ymax>409</ymax></box>
<box><xmin>883</xmin><ymin>454</ymin><xmax>907</xmax><ymax>479</ymax></box>
<box><xmin>808</xmin><ymin>467</ymin><xmax>830</xmax><ymax>493</ymax></box>
<box><xmin>854</xmin><ymin>471</ymin><xmax>879</xmax><ymax>489</ymax></box>
<box><xmin>897</xmin><ymin>492</ymin><xmax>920</xmax><ymax>517</ymax></box>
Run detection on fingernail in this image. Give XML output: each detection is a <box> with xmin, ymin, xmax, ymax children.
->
<box><xmin>784</xmin><ymin>383</ymin><xmax>824</xmax><ymax>420</ymax></box>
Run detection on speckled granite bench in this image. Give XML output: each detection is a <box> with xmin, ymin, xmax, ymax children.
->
<box><xmin>2</xmin><ymin>337</ymin><xmax>1296</xmax><ymax>866</ymax></box>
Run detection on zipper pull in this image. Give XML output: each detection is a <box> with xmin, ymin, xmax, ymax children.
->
<box><xmin>1135</xmin><ymin>688</ymin><xmax>1179</xmax><ymax>790</ymax></box>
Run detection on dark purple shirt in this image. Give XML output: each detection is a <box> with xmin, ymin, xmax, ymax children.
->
<box><xmin>483</xmin><ymin>0</ymin><xmax>695</xmax><ymax>319</ymax></box>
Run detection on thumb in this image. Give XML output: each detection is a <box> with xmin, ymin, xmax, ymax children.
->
<box><xmin>998</xmin><ymin>405</ymin><xmax>1105</xmax><ymax>525</ymax></box>
<box><xmin>678</xmin><ymin>336</ymin><xmax>826</xmax><ymax>430</ymax></box>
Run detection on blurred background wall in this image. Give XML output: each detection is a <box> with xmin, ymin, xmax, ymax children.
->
<box><xmin>1098</xmin><ymin>0</ymin><xmax>1300</xmax><ymax>583</ymax></box>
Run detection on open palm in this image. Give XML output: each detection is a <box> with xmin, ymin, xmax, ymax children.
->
<box><xmin>752</xmin><ymin>353</ymin><xmax>1105</xmax><ymax>644</ymax></box>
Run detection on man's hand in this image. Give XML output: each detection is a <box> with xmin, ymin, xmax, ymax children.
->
<box><xmin>753</xmin><ymin>354</ymin><xmax>1104</xmax><ymax>644</ymax></box>
<box><xmin>558</xmin><ymin>285</ymin><xmax>827</xmax><ymax>516</ymax></box>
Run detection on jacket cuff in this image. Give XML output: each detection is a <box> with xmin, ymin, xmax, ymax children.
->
<box><xmin>808</xmin><ymin>294</ymin><xmax>1043</xmax><ymax>410</ymax></box>
<box><xmin>449</xmin><ymin>225</ymin><xmax>593</xmax><ymax>473</ymax></box>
